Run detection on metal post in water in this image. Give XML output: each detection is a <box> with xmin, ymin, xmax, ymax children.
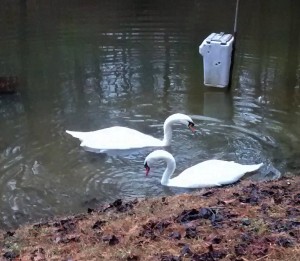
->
<box><xmin>228</xmin><ymin>0</ymin><xmax>240</xmax><ymax>88</ymax></box>
<box><xmin>234</xmin><ymin>0</ymin><xmax>240</xmax><ymax>36</ymax></box>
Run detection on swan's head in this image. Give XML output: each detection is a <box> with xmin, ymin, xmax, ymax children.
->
<box><xmin>166</xmin><ymin>113</ymin><xmax>195</xmax><ymax>132</ymax></box>
<box><xmin>143</xmin><ymin>150</ymin><xmax>173</xmax><ymax>176</ymax></box>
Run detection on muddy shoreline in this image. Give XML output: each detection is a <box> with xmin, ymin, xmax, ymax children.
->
<box><xmin>1</xmin><ymin>175</ymin><xmax>300</xmax><ymax>260</ymax></box>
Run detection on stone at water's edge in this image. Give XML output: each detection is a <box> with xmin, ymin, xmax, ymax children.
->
<box><xmin>0</xmin><ymin>76</ymin><xmax>18</xmax><ymax>93</ymax></box>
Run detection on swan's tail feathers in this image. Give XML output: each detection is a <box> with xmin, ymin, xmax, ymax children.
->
<box><xmin>246</xmin><ymin>163</ymin><xmax>263</xmax><ymax>173</ymax></box>
<box><xmin>65</xmin><ymin>130</ymin><xmax>85</xmax><ymax>141</ymax></box>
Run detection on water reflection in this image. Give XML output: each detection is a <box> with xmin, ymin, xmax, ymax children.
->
<box><xmin>203</xmin><ymin>90</ymin><xmax>233</xmax><ymax>120</ymax></box>
<box><xmin>0</xmin><ymin>0</ymin><xmax>299</xmax><ymax>229</ymax></box>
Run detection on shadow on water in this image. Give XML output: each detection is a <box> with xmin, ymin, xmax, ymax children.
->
<box><xmin>0</xmin><ymin>0</ymin><xmax>300</xmax><ymax>229</ymax></box>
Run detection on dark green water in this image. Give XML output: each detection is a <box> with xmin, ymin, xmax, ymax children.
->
<box><xmin>0</xmin><ymin>0</ymin><xmax>299</xmax><ymax>229</ymax></box>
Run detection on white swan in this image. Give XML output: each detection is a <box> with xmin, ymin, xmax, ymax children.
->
<box><xmin>66</xmin><ymin>113</ymin><xmax>195</xmax><ymax>152</ymax></box>
<box><xmin>144</xmin><ymin>150</ymin><xmax>263</xmax><ymax>188</ymax></box>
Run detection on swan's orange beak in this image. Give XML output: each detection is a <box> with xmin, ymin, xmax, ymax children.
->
<box><xmin>144</xmin><ymin>162</ymin><xmax>150</xmax><ymax>176</ymax></box>
<box><xmin>189</xmin><ymin>125</ymin><xmax>196</xmax><ymax>132</ymax></box>
<box><xmin>145</xmin><ymin>167</ymin><xmax>150</xmax><ymax>176</ymax></box>
<box><xmin>188</xmin><ymin>122</ymin><xmax>196</xmax><ymax>132</ymax></box>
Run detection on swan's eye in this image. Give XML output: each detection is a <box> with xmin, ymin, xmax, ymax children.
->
<box><xmin>188</xmin><ymin>121</ymin><xmax>194</xmax><ymax>127</ymax></box>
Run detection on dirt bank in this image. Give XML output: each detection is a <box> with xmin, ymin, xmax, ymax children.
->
<box><xmin>1</xmin><ymin>175</ymin><xmax>300</xmax><ymax>260</ymax></box>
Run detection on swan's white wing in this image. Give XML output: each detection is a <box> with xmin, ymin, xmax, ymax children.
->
<box><xmin>68</xmin><ymin>126</ymin><xmax>163</xmax><ymax>151</ymax></box>
<box><xmin>168</xmin><ymin>160</ymin><xmax>262</xmax><ymax>188</ymax></box>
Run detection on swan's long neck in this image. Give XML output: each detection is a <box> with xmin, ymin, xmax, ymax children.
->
<box><xmin>162</xmin><ymin>117</ymin><xmax>175</xmax><ymax>146</ymax></box>
<box><xmin>161</xmin><ymin>156</ymin><xmax>176</xmax><ymax>186</ymax></box>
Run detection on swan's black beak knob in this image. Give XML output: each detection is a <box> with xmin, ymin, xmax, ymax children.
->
<box><xmin>188</xmin><ymin>121</ymin><xmax>196</xmax><ymax>132</ymax></box>
<box><xmin>144</xmin><ymin>162</ymin><xmax>150</xmax><ymax>176</ymax></box>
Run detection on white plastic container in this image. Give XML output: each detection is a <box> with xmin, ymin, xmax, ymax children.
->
<box><xmin>199</xmin><ymin>32</ymin><xmax>234</xmax><ymax>88</ymax></box>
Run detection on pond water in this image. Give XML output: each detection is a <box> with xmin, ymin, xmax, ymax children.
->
<box><xmin>0</xmin><ymin>0</ymin><xmax>299</xmax><ymax>229</ymax></box>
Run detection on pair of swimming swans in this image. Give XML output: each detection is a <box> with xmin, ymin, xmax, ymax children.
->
<box><xmin>66</xmin><ymin>113</ymin><xmax>263</xmax><ymax>188</ymax></box>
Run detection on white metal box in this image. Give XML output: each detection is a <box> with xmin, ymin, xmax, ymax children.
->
<box><xmin>199</xmin><ymin>32</ymin><xmax>234</xmax><ymax>88</ymax></box>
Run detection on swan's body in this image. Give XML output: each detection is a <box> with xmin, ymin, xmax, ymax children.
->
<box><xmin>66</xmin><ymin>113</ymin><xmax>195</xmax><ymax>153</ymax></box>
<box><xmin>144</xmin><ymin>150</ymin><xmax>263</xmax><ymax>188</ymax></box>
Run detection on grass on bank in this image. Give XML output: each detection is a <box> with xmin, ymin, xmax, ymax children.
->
<box><xmin>1</xmin><ymin>175</ymin><xmax>300</xmax><ymax>260</ymax></box>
